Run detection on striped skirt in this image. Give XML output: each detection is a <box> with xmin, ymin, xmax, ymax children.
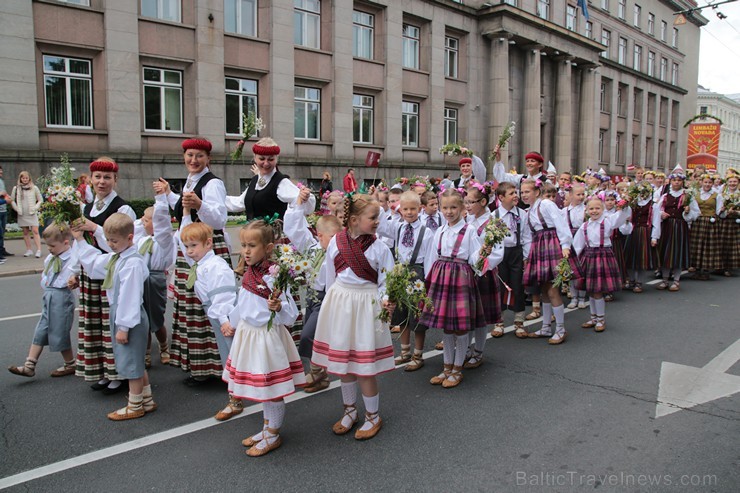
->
<box><xmin>476</xmin><ymin>267</ymin><xmax>502</xmax><ymax>325</ymax></box>
<box><xmin>312</xmin><ymin>281</ymin><xmax>395</xmax><ymax>377</ymax></box>
<box><xmin>689</xmin><ymin>216</ymin><xmax>722</xmax><ymax>271</ymax></box>
<box><xmin>169</xmin><ymin>233</ymin><xmax>231</xmax><ymax>378</ymax></box>
<box><xmin>76</xmin><ymin>270</ymin><xmax>118</xmax><ymax>382</ymax></box>
<box><xmin>577</xmin><ymin>247</ymin><xmax>623</xmax><ymax>295</ymax></box>
<box><xmin>420</xmin><ymin>258</ymin><xmax>486</xmax><ymax>332</ymax></box>
<box><xmin>611</xmin><ymin>232</ymin><xmax>628</xmax><ymax>283</ymax></box>
<box><xmin>718</xmin><ymin>216</ymin><xmax>740</xmax><ymax>270</ymax></box>
<box><xmin>657</xmin><ymin>218</ymin><xmax>690</xmax><ymax>270</ymax></box>
<box><xmin>524</xmin><ymin>229</ymin><xmax>582</xmax><ymax>286</ymax></box>
<box><xmin>624</xmin><ymin>224</ymin><xmax>657</xmax><ymax>272</ymax></box>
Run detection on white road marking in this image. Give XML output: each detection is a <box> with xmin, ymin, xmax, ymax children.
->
<box><xmin>0</xmin><ymin>312</ymin><xmax>42</xmax><ymax>322</ymax></box>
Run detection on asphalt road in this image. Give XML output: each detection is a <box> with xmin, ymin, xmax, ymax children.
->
<box><xmin>0</xmin><ymin>273</ymin><xmax>738</xmax><ymax>492</ymax></box>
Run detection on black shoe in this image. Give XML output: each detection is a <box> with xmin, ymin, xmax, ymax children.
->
<box><xmin>90</xmin><ymin>381</ymin><xmax>109</xmax><ymax>391</ymax></box>
<box><xmin>183</xmin><ymin>376</ymin><xmax>211</xmax><ymax>387</ymax></box>
<box><xmin>2</xmin><ymin>251</ymin><xmax>14</xmax><ymax>257</ymax></box>
<box><xmin>102</xmin><ymin>380</ymin><xmax>128</xmax><ymax>395</ymax></box>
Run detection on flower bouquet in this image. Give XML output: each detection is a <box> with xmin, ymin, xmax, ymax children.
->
<box><xmin>379</xmin><ymin>263</ymin><xmax>432</xmax><ymax>325</ymax></box>
<box><xmin>489</xmin><ymin>121</ymin><xmax>516</xmax><ymax>161</ymax></box>
<box><xmin>266</xmin><ymin>243</ymin><xmax>309</xmax><ymax>330</ymax></box>
<box><xmin>439</xmin><ymin>143</ymin><xmax>474</xmax><ymax>157</ymax></box>
<box><xmin>474</xmin><ymin>218</ymin><xmax>509</xmax><ymax>274</ymax></box>
<box><xmin>552</xmin><ymin>257</ymin><xmax>573</xmax><ymax>293</ymax></box>
<box><xmin>37</xmin><ymin>153</ymin><xmax>83</xmax><ymax>226</ymax></box>
<box><xmin>626</xmin><ymin>181</ymin><xmax>653</xmax><ymax>207</ymax></box>
<box><xmin>682</xmin><ymin>186</ymin><xmax>697</xmax><ymax>208</ymax></box>
<box><xmin>230</xmin><ymin>112</ymin><xmax>265</xmax><ymax>162</ymax></box>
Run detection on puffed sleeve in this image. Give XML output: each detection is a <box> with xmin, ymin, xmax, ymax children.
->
<box><xmin>277</xmin><ymin>178</ymin><xmax>316</xmax><ymax>212</ymax></box>
<box><xmin>376</xmin><ymin>210</ymin><xmax>399</xmax><ymax>241</ymax></box>
<box><xmin>466</xmin><ymin>226</ymin><xmax>484</xmax><ymax>267</ymax></box>
<box><xmin>275</xmin><ymin>286</ymin><xmax>299</xmax><ymax>326</ymax></box>
<box><xmin>283</xmin><ymin>206</ymin><xmax>318</xmax><ymax>254</ymax></box>
<box><xmin>115</xmin><ymin>259</ymin><xmax>147</xmax><ymax>331</ymax></box>
<box><xmin>572</xmin><ymin>226</ymin><xmax>586</xmax><ymax>256</ymax></box>
<box><xmin>424</xmin><ymin>228</ymin><xmax>442</xmax><ymax>277</ymax></box>
<box><xmin>196</xmin><ymin>179</ymin><xmax>227</xmax><ymax>230</ymax></box>
<box><xmin>375</xmin><ymin>241</ymin><xmax>395</xmax><ymax>300</ymax></box>
<box><xmin>74</xmin><ymin>240</ymin><xmax>110</xmax><ymax>279</ymax></box>
<box><xmin>117</xmin><ymin>204</ymin><xmax>137</xmax><ymax>221</ymax></box>
<box><xmin>225</xmin><ymin>188</ymin><xmax>248</xmax><ymax>213</ymax></box>
<box><xmin>324</xmin><ymin>236</ymin><xmax>338</xmax><ymax>290</ymax></box>
<box><xmin>651</xmin><ymin>199</ymin><xmax>663</xmax><ymax>241</ymax></box>
<box><xmin>542</xmin><ymin>200</ymin><xmax>572</xmax><ymax>249</ymax></box>
<box><xmin>683</xmin><ymin>198</ymin><xmax>700</xmax><ymax>223</ymax></box>
<box><xmin>492</xmin><ymin>160</ymin><xmax>522</xmax><ymax>185</ymax></box>
<box><xmin>521</xmin><ymin>210</ymin><xmax>532</xmax><ymax>260</ymax></box>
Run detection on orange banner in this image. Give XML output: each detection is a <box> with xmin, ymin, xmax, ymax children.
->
<box><xmin>686</xmin><ymin>123</ymin><xmax>720</xmax><ymax>170</ymax></box>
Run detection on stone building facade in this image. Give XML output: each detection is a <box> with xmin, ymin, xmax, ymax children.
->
<box><xmin>696</xmin><ymin>87</ymin><xmax>740</xmax><ymax>176</ymax></box>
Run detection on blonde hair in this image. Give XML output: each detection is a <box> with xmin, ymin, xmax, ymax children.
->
<box><xmin>180</xmin><ymin>222</ymin><xmax>213</xmax><ymax>244</ymax></box>
<box><xmin>241</xmin><ymin>219</ymin><xmax>279</xmax><ymax>246</ymax></box>
<box><xmin>439</xmin><ymin>188</ymin><xmax>464</xmax><ymax>206</ymax></box>
<box><xmin>103</xmin><ymin>213</ymin><xmax>134</xmax><ymax>237</ymax></box>
<box><xmin>255</xmin><ymin>137</ymin><xmax>279</xmax><ymax>149</ymax></box>
<box><xmin>17</xmin><ymin>171</ymin><xmax>33</xmax><ymax>186</ymax></box>
<box><xmin>316</xmin><ymin>214</ymin><xmax>342</xmax><ymax>234</ymax></box>
<box><xmin>342</xmin><ymin>193</ymin><xmax>376</xmax><ymax>229</ymax></box>
<box><xmin>399</xmin><ymin>190</ymin><xmax>421</xmax><ymax>206</ymax></box>
<box><xmin>42</xmin><ymin>223</ymin><xmax>73</xmax><ymax>243</ymax></box>
<box><xmin>143</xmin><ymin>206</ymin><xmax>154</xmax><ymax>218</ymax></box>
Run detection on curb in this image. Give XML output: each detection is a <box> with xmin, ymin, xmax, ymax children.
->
<box><xmin>0</xmin><ymin>269</ymin><xmax>44</xmax><ymax>278</ymax></box>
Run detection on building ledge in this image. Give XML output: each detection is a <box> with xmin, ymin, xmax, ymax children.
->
<box><xmin>39</xmin><ymin>127</ymin><xmax>107</xmax><ymax>135</ymax></box>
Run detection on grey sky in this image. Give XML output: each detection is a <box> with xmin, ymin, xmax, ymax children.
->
<box><xmin>698</xmin><ymin>2</ymin><xmax>740</xmax><ymax>94</ymax></box>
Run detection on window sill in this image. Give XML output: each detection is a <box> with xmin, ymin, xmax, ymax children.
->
<box><xmin>142</xmin><ymin>131</ymin><xmax>186</xmax><ymax>137</ymax></box>
<box><xmin>295</xmin><ymin>46</ymin><xmax>334</xmax><ymax>57</ymax></box>
<box><xmin>402</xmin><ymin>67</ymin><xmax>430</xmax><ymax>76</ymax></box>
<box><xmin>445</xmin><ymin>76</ymin><xmax>467</xmax><ymax>83</ymax></box>
<box><xmin>224</xmin><ymin>32</ymin><xmax>269</xmax><ymax>45</ymax></box>
<box><xmin>35</xmin><ymin>0</ymin><xmax>99</xmax><ymax>12</ymax></box>
<box><xmin>353</xmin><ymin>57</ymin><xmax>385</xmax><ymax>66</ymax></box>
<box><xmin>138</xmin><ymin>16</ymin><xmax>195</xmax><ymax>30</ymax></box>
<box><xmin>403</xmin><ymin>147</ymin><xmax>430</xmax><ymax>152</ymax></box>
<box><xmin>353</xmin><ymin>144</ymin><xmax>384</xmax><ymax>149</ymax></box>
<box><xmin>295</xmin><ymin>140</ymin><xmax>333</xmax><ymax>145</ymax></box>
<box><xmin>39</xmin><ymin>127</ymin><xmax>106</xmax><ymax>135</ymax></box>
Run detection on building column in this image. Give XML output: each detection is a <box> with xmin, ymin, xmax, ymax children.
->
<box><xmin>650</xmin><ymin>94</ymin><xmax>660</xmax><ymax>168</ymax></box>
<box><xmin>664</xmin><ymin>97</ymin><xmax>673</xmax><ymax>170</ymax></box>
<box><xmin>0</xmin><ymin>0</ymin><xmax>39</xmax><ymax>149</ymax></box>
<box><xmin>105</xmin><ymin>1</ymin><xmax>141</xmax><ymax>152</ymax></box>
<box><xmin>384</xmin><ymin>1</ymin><xmax>404</xmax><ymax>162</ymax></box>
<box><xmin>429</xmin><ymin>16</ymin><xmax>446</xmax><ymax>162</ymax></box>
<box><xmin>487</xmin><ymin>34</ymin><xmax>511</xmax><ymax>166</ymax></box>
<box><xmin>608</xmin><ymin>81</ymin><xmax>619</xmax><ymax>170</ymax></box>
<box><xmin>332</xmin><ymin>3</ymin><xmax>354</xmax><ymax>159</ymax></box>
<box><xmin>194</xmin><ymin>1</ymin><xmax>226</xmax><ymax>153</ymax></box>
<box><xmin>638</xmin><ymin>90</ymin><xmax>647</xmax><ymax>167</ymax></box>
<box><xmin>553</xmin><ymin>56</ymin><xmax>573</xmax><ymax>171</ymax></box>
<box><xmin>624</xmin><ymin>82</ymin><xmax>634</xmax><ymax>169</ymax></box>
<box><xmin>269</xmin><ymin>1</ymin><xmax>296</xmax><ymax>157</ymax></box>
<box><xmin>577</xmin><ymin>65</ymin><xmax>599</xmax><ymax>170</ymax></box>
<box><xmin>523</xmin><ymin>45</ymin><xmax>542</xmax><ymax>154</ymax></box>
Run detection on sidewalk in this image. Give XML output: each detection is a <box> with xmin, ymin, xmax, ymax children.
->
<box><xmin>0</xmin><ymin>226</ymin><xmax>244</xmax><ymax>278</ymax></box>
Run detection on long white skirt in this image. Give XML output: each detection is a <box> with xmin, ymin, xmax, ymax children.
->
<box><xmin>223</xmin><ymin>320</ymin><xmax>305</xmax><ymax>402</ymax></box>
<box><xmin>311</xmin><ymin>281</ymin><xmax>394</xmax><ymax>377</ymax></box>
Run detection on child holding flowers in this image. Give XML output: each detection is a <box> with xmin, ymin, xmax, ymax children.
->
<box><xmin>623</xmin><ymin>180</ymin><xmax>657</xmax><ymax>292</ymax></box>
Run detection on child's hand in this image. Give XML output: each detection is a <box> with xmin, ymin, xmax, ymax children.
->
<box><xmin>382</xmin><ymin>300</ymin><xmax>396</xmax><ymax>316</ymax></box>
<box><xmin>660</xmin><ymin>211</ymin><xmax>669</xmax><ymax>220</ymax></box>
<box><xmin>70</xmin><ymin>227</ymin><xmax>85</xmax><ymax>241</ymax></box>
<box><xmin>480</xmin><ymin>244</ymin><xmax>493</xmax><ymax>257</ymax></box>
<box><xmin>72</xmin><ymin>217</ymin><xmax>97</xmax><ymax>233</ymax></box>
<box><xmin>67</xmin><ymin>275</ymin><xmax>79</xmax><ymax>290</ymax></box>
<box><xmin>651</xmin><ymin>239</ymin><xmax>658</xmax><ymax>247</ymax></box>
<box><xmin>683</xmin><ymin>206</ymin><xmax>690</xmax><ymax>214</ymax></box>
<box><xmin>267</xmin><ymin>293</ymin><xmax>282</xmax><ymax>312</ymax></box>
<box><xmin>221</xmin><ymin>321</ymin><xmax>235</xmax><ymax>337</ymax></box>
<box><xmin>297</xmin><ymin>187</ymin><xmax>311</xmax><ymax>205</ymax></box>
<box><xmin>561</xmin><ymin>247</ymin><xmax>570</xmax><ymax>259</ymax></box>
<box><xmin>153</xmin><ymin>177</ymin><xmax>170</xmax><ymax>195</ymax></box>
<box><xmin>182</xmin><ymin>191</ymin><xmax>202</xmax><ymax>211</ymax></box>
<box><xmin>116</xmin><ymin>330</ymin><xmax>129</xmax><ymax>345</ymax></box>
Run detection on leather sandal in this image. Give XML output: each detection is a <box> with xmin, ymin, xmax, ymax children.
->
<box><xmin>514</xmin><ymin>322</ymin><xmax>528</xmax><ymax>339</ymax></box>
<box><xmin>442</xmin><ymin>366</ymin><xmax>464</xmax><ymax>388</ymax></box>
<box><xmin>8</xmin><ymin>364</ymin><xmax>35</xmax><ymax>377</ymax></box>
<box><xmin>490</xmin><ymin>323</ymin><xmax>504</xmax><ymax>338</ymax></box>
<box><xmin>434</xmin><ymin>341</ymin><xmax>444</xmax><ymax>351</ymax></box>
<box><xmin>246</xmin><ymin>428</ymin><xmax>282</xmax><ymax>457</ymax></box>
<box><xmin>463</xmin><ymin>351</ymin><xmax>483</xmax><ymax>369</ymax></box>
<box><xmin>430</xmin><ymin>364</ymin><xmax>453</xmax><ymax>385</ymax></box>
<box><xmin>525</xmin><ymin>309</ymin><xmax>541</xmax><ymax>321</ymax></box>
<box><xmin>594</xmin><ymin>320</ymin><xmax>606</xmax><ymax>332</ymax></box>
<box><xmin>656</xmin><ymin>281</ymin><xmax>669</xmax><ymax>290</ymax></box>
<box><xmin>632</xmin><ymin>283</ymin><xmax>643</xmax><ymax>293</ymax></box>
<box><xmin>332</xmin><ymin>405</ymin><xmax>358</xmax><ymax>435</ymax></box>
<box><xmin>548</xmin><ymin>331</ymin><xmax>567</xmax><ymax>345</ymax></box>
<box><xmin>304</xmin><ymin>368</ymin><xmax>330</xmax><ymax>393</ymax></box>
<box><xmin>394</xmin><ymin>352</ymin><xmax>412</xmax><ymax>365</ymax></box>
<box><xmin>215</xmin><ymin>397</ymin><xmax>244</xmax><ymax>421</ymax></box>
<box><xmin>528</xmin><ymin>327</ymin><xmax>553</xmax><ymax>338</ymax></box>
<box><xmin>582</xmin><ymin>318</ymin><xmax>597</xmax><ymax>328</ymax></box>
<box><xmin>354</xmin><ymin>412</ymin><xmax>382</xmax><ymax>440</ymax></box>
<box><xmin>668</xmin><ymin>281</ymin><xmax>680</xmax><ymax>292</ymax></box>
<box><xmin>243</xmin><ymin>420</ymin><xmax>269</xmax><ymax>447</ymax></box>
<box><xmin>50</xmin><ymin>363</ymin><xmax>76</xmax><ymax>377</ymax></box>
<box><xmin>404</xmin><ymin>354</ymin><xmax>424</xmax><ymax>372</ymax></box>
<box><xmin>107</xmin><ymin>398</ymin><xmax>145</xmax><ymax>421</ymax></box>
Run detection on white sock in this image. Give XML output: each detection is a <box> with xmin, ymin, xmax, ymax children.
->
<box><xmin>594</xmin><ymin>298</ymin><xmax>606</xmax><ymax>317</ymax></box>
<box><xmin>474</xmin><ymin>327</ymin><xmax>486</xmax><ymax>353</ymax></box>
<box><xmin>589</xmin><ymin>299</ymin><xmax>597</xmax><ymax>317</ymax></box>
<box><xmin>269</xmin><ymin>400</ymin><xmax>285</xmax><ymax>430</ymax></box>
<box><xmin>358</xmin><ymin>393</ymin><xmax>380</xmax><ymax>432</ymax></box>
<box><xmin>340</xmin><ymin>381</ymin><xmax>357</xmax><ymax>407</ymax></box>
<box><xmin>633</xmin><ymin>270</ymin><xmax>641</xmax><ymax>283</ymax></box>
<box><xmin>538</xmin><ymin>303</ymin><xmax>553</xmax><ymax>334</ymax></box>
<box><xmin>578</xmin><ymin>290</ymin><xmax>586</xmax><ymax>302</ymax></box>
<box><xmin>97</xmin><ymin>378</ymin><xmax>110</xmax><ymax>386</ymax></box>
<box><xmin>442</xmin><ymin>334</ymin><xmax>455</xmax><ymax>365</ymax></box>
<box><xmin>454</xmin><ymin>334</ymin><xmax>469</xmax><ymax>367</ymax></box>
<box><xmin>142</xmin><ymin>384</ymin><xmax>152</xmax><ymax>397</ymax></box>
<box><xmin>552</xmin><ymin>304</ymin><xmax>565</xmax><ymax>326</ymax></box>
<box><xmin>514</xmin><ymin>311</ymin><xmax>525</xmax><ymax>322</ymax></box>
<box><xmin>107</xmin><ymin>380</ymin><xmax>122</xmax><ymax>390</ymax></box>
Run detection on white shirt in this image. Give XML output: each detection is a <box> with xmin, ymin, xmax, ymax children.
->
<box><xmin>224</xmin><ymin>168</ymin><xmax>316</xmax><ymax>213</ymax></box>
<box><xmin>283</xmin><ymin>205</ymin><xmax>327</xmax><ymax>291</ymax></box>
<box><xmin>40</xmin><ymin>248</ymin><xmax>79</xmax><ymax>289</ymax></box>
<box><xmin>604</xmin><ymin>207</ymin><xmax>634</xmax><ymax>235</ymax></box>
<box><xmin>134</xmin><ymin>196</ymin><xmax>176</xmax><ymax>271</ymax></box>
<box><xmin>564</xmin><ymin>203</ymin><xmax>586</xmax><ymax>232</ymax></box>
<box><xmin>419</xmin><ymin>211</ymin><xmax>444</xmax><ymax>230</ymax></box>
<box><xmin>424</xmin><ymin>219</ymin><xmax>487</xmax><ymax>275</ymax></box>
<box><xmin>494</xmin><ymin>205</ymin><xmax>532</xmax><ymax>260</ymax></box>
<box><xmin>166</xmin><ymin>167</ymin><xmax>227</xmax><ymax>231</ymax></box>
<box><xmin>85</xmin><ymin>191</ymin><xmax>136</xmax><ymax>253</ymax></box>
<box><xmin>492</xmin><ymin>160</ymin><xmax>544</xmax><ymax>188</ymax></box>
<box><xmin>75</xmin><ymin>243</ymin><xmax>147</xmax><ymax>331</ymax></box>
<box><xmin>526</xmin><ymin>198</ymin><xmax>573</xmax><ymax>249</ymax></box>
<box><xmin>193</xmin><ymin>251</ymin><xmax>237</xmax><ymax>325</ymax></box>
<box><xmin>651</xmin><ymin>189</ymin><xmax>701</xmax><ymax>240</ymax></box>
<box><xmin>324</xmin><ymin>234</ymin><xmax>394</xmax><ymax>299</ymax></box>
<box><xmin>237</xmin><ymin>275</ymin><xmax>298</xmax><ymax>327</ymax></box>
<box><xmin>573</xmin><ymin>208</ymin><xmax>631</xmax><ymax>256</ymax></box>
<box><xmin>377</xmin><ymin>216</ymin><xmax>435</xmax><ymax>273</ymax></box>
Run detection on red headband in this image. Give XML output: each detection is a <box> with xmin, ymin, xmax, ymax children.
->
<box><xmin>181</xmin><ymin>138</ymin><xmax>212</xmax><ymax>153</ymax></box>
<box><xmin>525</xmin><ymin>152</ymin><xmax>544</xmax><ymax>163</ymax></box>
<box><xmin>252</xmin><ymin>143</ymin><xmax>281</xmax><ymax>156</ymax></box>
<box><xmin>459</xmin><ymin>157</ymin><xmax>472</xmax><ymax>166</ymax></box>
<box><xmin>89</xmin><ymin>160</ymin><xmax>119</xmax><ymax>173</ymax></box>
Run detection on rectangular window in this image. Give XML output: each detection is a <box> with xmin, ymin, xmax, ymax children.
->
<box><xmin>225</xmin><ymin>77</ymin><xmax>258</xmax><ymax>136</ymax></box>
<box><xmin>700</xmin><ymin>105</ymin><xmax>707</xmax><ymax>115</ymax></box>
<box><xmin>660</xmin><ymin>20</ymin><xmax>667</xmax><ymax>42</ymax></box>
<box><xmin>600</xmin><ymin>82</ymin><xmax>607</xmax><ymax>112</ymax></box>
<box><xmin>143</xmin><ymin>67</ymin><xmax>182</xmax><ymax>132</ymax></box>
<box><xmin>566</xmin><ymin>5</ymin><xmax>577</xmax><ymax>32</ymax></box>
<box><xmin>504</xmin><ymin>0</ymin><xmax>517</xmax><ymax>5</ymax></box>
<box><xmin>616</xmin><ymin>132</ymin><xmax>623</xmax><ymax>164</ymax></box>
<box><xmin>401</xmin><ymin>101</ymin><xmax>419</xmax><ymax>147</ymax></box>
<box><xmin>618</xmin><ymin>0</ymin><xmax>626</xmax><ymax>19</ymax></box>
<box><xmin>43</xmin><ymin>55</ymin><xmax>92</xmax><ymax>128</ymax></box>
<box><xmin>599</xmin><ymin>131</ymin><xmax>605</xmax><ymax>162</ymax></box>
<box><xmin>618</xmin><ymin>37</ymin><xmax>627</xmax><ymax>65</ymax></box>
<box><xmin>537</xmin><ymin>0</ymin><xmax>550</xmax><ymax>19</ymax></box>
<box><xmin>141</xmin><ymin>0</ymin><xmax>181</xmax><ymax>22</ymax></box>
<box><xmin>601</xmin><ymin>29</ymin><xmax>611</xmax><ymax>59</ymax></box>
<box><xmin>353</xmin><ymin>10</ymin><xmax>374</xmax><ymax>59</ymax></box>
<box><xmin>294</xmin><ymin>0</ymin><xmax>320</xmax><ymax>49</ymax></box>
<box><xmin>402</xmin><ymin>24</ymin><xmax>420</xmax><ymax>69</ymax></box>
<box><xmin>59</xmin><ymin>0</ymin><xmax>90</xmax><ymax>5</ymax></box>
<box><xmin>672</xmin><ymin>27</ymin><xmax>678</xmax><ymax>48</ymax></box>
<box><xmin>352</xmin><ymin>94</ymin><xmax>373</xmax><ymax>144</ymax></box>
<box><xmin>671</xmin><ymin>63</ymin><xmax>679</xmax><ymax>85</ymax></box>
<box><xmin>586</xmin><ymin>21</ymin><xmax>593</xmax><ymax>39</ymax></box>
<box><xmin>634</xmin><ymin>88</ymin><xmax>643</xmax><ymax>120</ymax></box>
<box><xmin>444</xmin><ymin>107</ymin><xmax>457</xmax><ymax>145</ymax></box>
<box><xmin>617</xmin><ymin>87</ymin><xmax>623</xmax><ymax>116</ymax></box>
<box><xmin>225</xmin><ymin>0</ymin><xmax>257</xmax><ymax>37</ymax></box>
<box><xmin>634</xmin><ymin>4</ymin><xmax>641</xmax><ymax>27</ymax></box>
<box><xmin>601</xmin><ymin>0</ymin><xmax>609</xmax><ymax>10</ymax></box>
<box><xmin>445</xmin><ymin>36</ymin><xmax>459</xmax><ymax>78</ymax></box>
<box><xmin>660</xmin><ymin>57</ymin><xmax>667</xmax><ymax>81</ymax></box>
<box><xmin>633</xmin><ymin>44</ymin><xmax>642</xmax><ymax>71</ymax></box>
<box><xmin>647</xmin><ymin>51</ymin><xmax>655</xmax><ymax>77</ymax></box>
<box><xmin>294</xmin><ymin>86</ymin><xmax>320</xmax><ymax>140</ymax></box>
<box><xmin>648</xmin><ymin>13</ymin><xmax>655</xmax><ymax>35</ymax></box>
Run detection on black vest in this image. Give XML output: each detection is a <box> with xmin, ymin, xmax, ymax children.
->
<box><xmin>243</xmin><ymin>170</ymin><xmax>289</xmax><ymax>220</ymax></box>
<box><xmin>173</xmin><ymin>172</ymin><xmax>218</xmax><ymax>224</ymax></box>
<box><xmin>83</xmin><ymin>195</ymin><xmax>127</xmax><ymax>251</ymax></box>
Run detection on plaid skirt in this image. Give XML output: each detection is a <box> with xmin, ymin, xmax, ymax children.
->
<box><xmin>657</xmin><ymin>218</ymin><xmax>690</xmax><ymax>270</ymax></box>
<box><xmin>624</xmin><ymin>224</ymin><xmax>657</xmax><ymax>272</ymax></box>
<box><xmin>76</xmin><ymin>270</ymin><xmax>118</xmax><ymax>382</ymax></box>
<box><xmin>524</xmin><ymin>229</ymin><xmax>582</xmax><ymax>286</ymax></box>
<box><xmin>169</xmin><ymin>233</ymin><xmax>231</xmax><ymax>377</ymax></box>
<box><xmin>476</xmin><ymin>267</ymin><xmax>502</xmax><ymax>324</ymax></box>
<box><xmin>611</xmin><ymin>233</ymin><xmax>628</xmax><ymax>283</ymax></box>
<box><xmin>420</xmin><ymin>258</ymin><xmax>486</xmax><ymax>332</ymax></box>
<box><xmin>718</xmin><ymin>216</ymin><xmax>740</xmax><ymax>270</ymax></box>
<box><xmin>690</xmin><ymin>216</ymin><xmax>722</xmax><ymax>270</ymax></box>
<box><xmin>576</xmin><ymin>247</ymin><xmax>623</xmax><ymax>294</ymax></box>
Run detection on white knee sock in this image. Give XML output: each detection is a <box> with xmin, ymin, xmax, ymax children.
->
<box><xmin>594</xmin><ymin>298</ymin><xmax>606</xmax><ymax>317</ymax></box>
<box><xmin>340</xmin><ymin>381</ymin><xmax>357</xmax><ymax>407</ymax></box>
<box><xmin>442</xmin><ymin>333</ymin><xmax>455</xmax><ymax>365</ymax></box>
<box><xmin>540</xmin><ymin>302</ymin><xmax>553</xmax><ymax>332</ymax></box>
<box><xmin>474</xmin><ymin>326</ymin><xmax>486</xmax><ymax>352</ymax></box>
<box><xmin>578</xmin><ymin>290</ymin><xmax>586</xmax><ymax>302</ymax></box>
<box><xmin>454</xmin><ymin>334</ymin><xmax>469</xmax><ymax>367</ymax></box>
<box><xmin>269</xmin><ymin>400</ymin><xmax>285</xmax><ymax>430</ymax></box>
<box><xmin>589</xmin><ymin>298</ymin><xmax>597</xmax><ymax>317</ymax></box>
<box><xmin>358</xmin><ymin>393</ymin><xmax>380</xmax><ymax>432</ymax></box>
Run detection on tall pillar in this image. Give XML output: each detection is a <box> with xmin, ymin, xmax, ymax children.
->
<box><xmin>487</xmin><ymin>34</ymin><xmax>511</xmax><ymax>167</ymax></box>
<box><xmin>577</xmin><ymin>65</ymin><xmax>599</xmax><ymax>170</ymax></box>
<box><xmin>650</xmin><ymin>93</ymin><xmax>660</xmax><ymax>168</ymax></box>
<box><xmin>384</xmin><ymin>1</ymin><xmax>404</xmax><ymax>161</ymax></box>
<box><xmin>608</xmin><ymin>81</ymin><xmax>619</xmax><ymax>170</ymax></box>
<box><xmin>332</xmin><ymin>2</ymin><xmax>354</xmax><ymax>159</ymax></box>
<box><xmin>194</xmin><ymin>0</ymin><xmax>226</xmax><ymax>153</ymax></box>
<box><xmin>429</xmin><ymin>16</ymin><xmax>446</xmax><ymax>160</ymax></box>
<box><xmin>553</xmin><ymin>56</ymin><xmax>573</xmax><ymax>170</ymax></box>
<box><xmin>624</xmin><ymin>82</ymin><xmax>634</xmax><ymax>168</ymax></box>
<box><xmin>105</xmin><ymin>1</ymin><xmax>141</xmax><ymax>152</ymax></box>
<box><xmin>269</xmin><ymin>0</ymin><xmax>296</xmax><ymax>156</ymax></box>
<box><xmin>664</xmin><ymin>97</ymin><xmax>673</xmax><ymax>170</ymax></box>
<box><xmin>523</xmin><ymin>45</ymin><xmax>542</xmax><ymax>154</ymax></box>
<box><xmin>638</xmin><ymin>89</ymin><xmax>647</xmax><ymax>167</ymax></box>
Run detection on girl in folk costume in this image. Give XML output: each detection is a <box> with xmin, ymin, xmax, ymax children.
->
<box><xmin>689</xmin><ymin>174</ymin><xmax>724</xmax><ymax>280</ymax></box>
<box><xmin>521</xmin><ymin>179</ymin><xmax>578</xmax><ymax>345</ymax></box>
<box><xmin>624</xmin><ymin>181</ymin><xmax>659</xmax><ymax>293</ymax></box>
<box><xmin>464</xmin><ymin>181</ymin><xmax>501</xmax><ymax>367</ymax></box>
<box><xmin>564</xmin><ymin>184</ymin><xmax>587</xmax><ymax>310</ymax></box>
<box><xmin>574</xmin><ymin>198</ymin><xmax>631</xmax><ymax>332</ymax></box>
<box><xmin>602</xmin><ymin>189</ymin><xmax>633</xmax><ymax>299</ymax></box>
<box><xmin>718</xmin><ymin>172</ymin><xmax>740</xmax><ymax>276</ymax></box>
<box><xmin>224</xmin><ymin>220</ymin><xmax>305</xmax><ymax>457</ymax></box>
<box><xmin>420</xmin><ymin>189</ymin><xmax>502</xmax><ymax>387</ymax></box>
<box><xmin>651</xmin><ymin>166</ymin><xmax>700</xmax><ymax>291</ymax></box>
<box><xmin>153</xmin><ymin>138</ymin><xmax>231</xmax><ymax>386</ymax></box>
<box><xmin>71</xmin><ymin>157</ymin><xmax>136</xmax><ymax>393</ymax></box>
<box><xmin>311</xmin><ymin>194</ymin><xmax>396</xmax><ymax>440</ymax></box>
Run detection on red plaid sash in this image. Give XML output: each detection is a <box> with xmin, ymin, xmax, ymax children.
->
<box><xmin>242</xmin><ymin>260</ymin><xmax>274</xmax><ymax>299</ymax></box>
<box><xmin>334</xmin><ymin>230</ymin><xmax>378</xmax><ymax>283</ymax></box>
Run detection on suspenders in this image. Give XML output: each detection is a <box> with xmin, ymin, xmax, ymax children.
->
<box><xmin>395</xmin><ymin>224</ymin><xmax>427</xmax><ymax>264</ymax></box>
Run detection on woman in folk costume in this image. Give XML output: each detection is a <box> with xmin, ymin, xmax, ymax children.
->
<box><xmin>452</xmin><ymin>154</ymin><xmax>487</xmax><ymax>189</ymax></box>
<box><xmin>689</xmin><ymin>174</ymin><xmax>724</xmax><ymax>280</ymax></box>
<box><xmin>718</xmin><ymin>171</ymin><xmax>740</xmax><ymax>276</ymax></box>
<box><xmin>492</xmin><ymin>149</ymin><xmax>546</xmax><ymax>200</ymax></box>
<box><xmin>651</xmin><ymin>165</ymin><xmax>700</xmax><ymax>291</ymax></box>
<box><xmin>153</xmin><ymin>138</ymin><xmax>231</xmax><ymax>386</ymax></box>
<box><xmin>623</xmin><ymin>180</ymin><xmax>658</xmax><ymax>293</ymax></box>
<box><xmin>71</xmin><ymin>157</ymin><xmax>136</xmax><ymax>393</ymax></box>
